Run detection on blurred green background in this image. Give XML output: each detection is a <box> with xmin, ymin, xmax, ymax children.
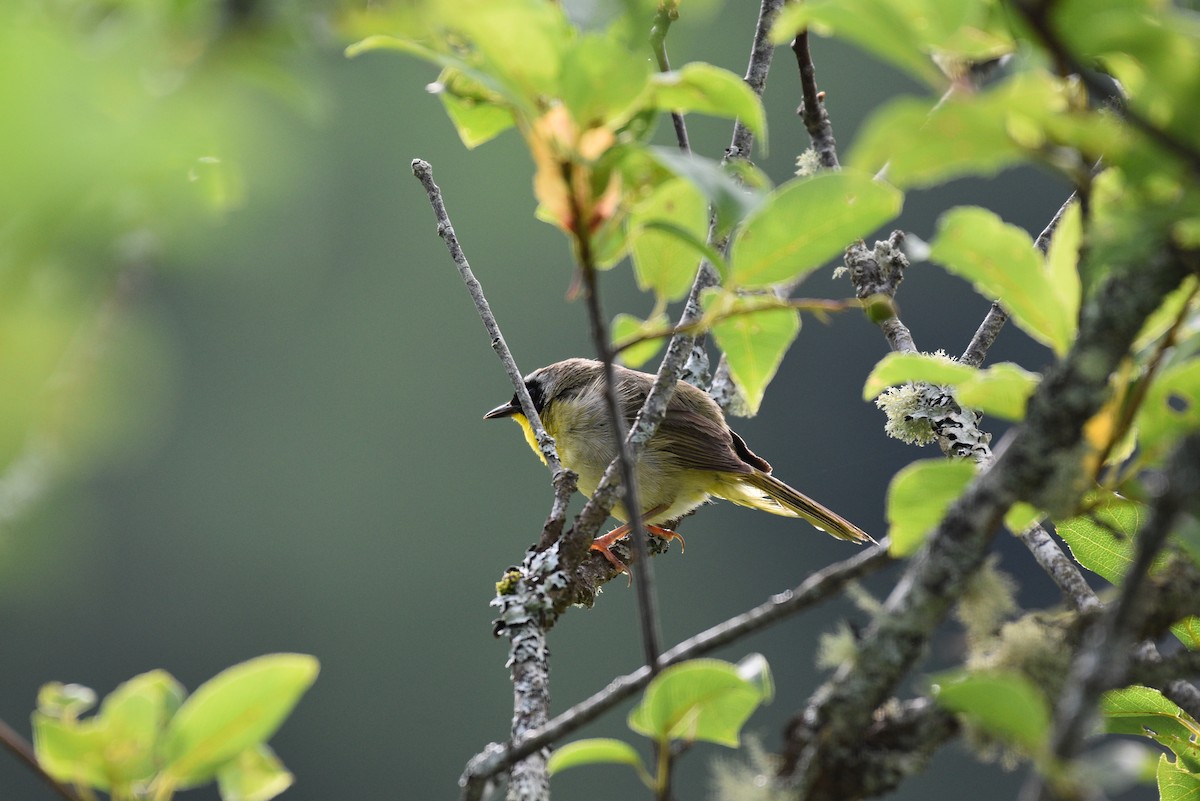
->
<box><xmin>0</xmin><ymin>2</ymin><xmax>1081</xmax><ymax>800</ymax></box>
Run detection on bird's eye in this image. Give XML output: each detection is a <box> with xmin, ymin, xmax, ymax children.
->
<box><xmin>526</xmin><ymin>381</ymin><xmax>545</xmax><ymax>412</ymax></box>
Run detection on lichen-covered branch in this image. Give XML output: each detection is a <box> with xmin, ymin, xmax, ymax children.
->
<box><xmin>459</xmin><ymin>541</ymin><xmax>890</xmax><ymax>794</ymax></box>
<box><xmin>413</xmin><ymin>159</ymin><xmax>578</xmax><ymax>801</ymax></box>
<box><xmin>846</xmin><ymin>232</ymin><xmax>992</xmax><ymax>461</ymax></box>
<box><xmin>784</xmin><ymin>235</ymin><xmax>1194</xmax><ymax>799</ymax></box>
<box><xmin>1022</xmin><ymin>433</ymin><xmax>1200</xmax><ymax>801</ymax></box>
<box><xmin>1018</xmin><ymin>524</ymin><xmax>1102</xmax><ymax>614</ymax></box>
<box><xmin>728</xmin><ymin>0</ymin><xmax>784</xmax><ymax>159</ymax></box>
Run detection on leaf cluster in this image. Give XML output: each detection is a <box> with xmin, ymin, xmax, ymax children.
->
<box><xmin>32</xmin><ymin>654</ymin><xmax>318</xmax><ymax>801</ymax></box>
<box><xmin>546</xmin><ymin>656</ymin><xmax>773</xmax><ymax>794</ymax></box>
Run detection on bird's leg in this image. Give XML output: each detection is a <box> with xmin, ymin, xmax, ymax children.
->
<box><xmin>590</xmin><ymin>505</ymin><xmax>685</xmax><ymax>573</ymax></box>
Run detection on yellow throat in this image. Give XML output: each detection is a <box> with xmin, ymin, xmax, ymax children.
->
<box><xmin>511</xmin><ymin>413</ymin><xmax>547</xmax><ymax>465</ymax></box>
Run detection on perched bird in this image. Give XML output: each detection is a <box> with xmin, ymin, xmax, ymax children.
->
<box><xmin>484</xmin><ymin>358</ymin><xmax>873</xmax><ymax>569</ymax></box>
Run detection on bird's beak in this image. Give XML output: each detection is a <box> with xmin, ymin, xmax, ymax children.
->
<box><xmin>483</xmin><ymin>399</ymin><xmax>521</xmax><ymax>420</ymax></box>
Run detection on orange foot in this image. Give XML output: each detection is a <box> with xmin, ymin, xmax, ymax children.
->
<box><xmin>589</xmin><ymin>511</ymin><xmax>685</xmax><ymax>575</ymax></box>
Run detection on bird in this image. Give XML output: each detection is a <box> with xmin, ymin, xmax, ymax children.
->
<box><xmin>484</xmin><ymin>358</ymin><xmax>874</xmax><ymax>570</ymax></box>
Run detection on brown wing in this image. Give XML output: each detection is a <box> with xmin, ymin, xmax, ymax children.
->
<box><xmin>656</xmin><ymin>407</ymin><xmax>757</xmax><ymax>474</ymax></box>
<box><xmin>614</xmin><ymin>364</ymin><xmax>772</xmax><ymax>474</ymax></box>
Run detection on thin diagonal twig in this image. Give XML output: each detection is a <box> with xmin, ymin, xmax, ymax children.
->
<box><xmin>650</xmin><ymin>4</ymin><xmax>690</xmax><ymax>154</ymax></box>
<box><xmin>413</xmin><ymin>159</ymin><xmax>572</xmax><ymax>801</ymax></box>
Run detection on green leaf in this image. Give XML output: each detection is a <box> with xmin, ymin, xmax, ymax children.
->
<box><xmin>1004</xmin><ymin>502</ymin><xmax>1043</xmax><ymax>535</ymax></box>
<box><xmin>434</xmin><ymin>69</ymin><xmax>516</xmax><ymax>149</ymax></box>
<box><xmin>772</xmin><ymin>0</ymin><xmax>946</xmax><ymax>86</ymax></box>
<box><xmin>1103</xmin><ymin>686</ymin><xmax>1199</xmax><ymax>740</ymax></box>
<box><xmin>1158</xmin><ymin>752</ymin><xmax>1200</xmax><ymax>801</ymax></box>
<box><xmin>848</xmin><ymin>74</ymin><xmax>1068</xmax><ymax>188</ymax></box>
<box><xmin>546</xmin><ymin>738</ymin><xmax>647</xmax><ymax>777</ymax></box>
<box><xmin>1133</xmin><ymin>276</ymin><xmax>1198</xmax><ymax>354</ymax></box>
<box><xmin>955</xmin><ymin>363</ymin><xmax>1042</xmax><ymax>422</ymax></box>
<box><xmin>863</xmin><ymin>352</ymin><xmax>975</xmax><ymax>399</ymax></box>
<box><xmin>161</xmin><ymin>654</ymin><xmax>319</xmax><ymax>787</ymax></box>
<box><xmin>560</xmin><ymin>32</ymin><xmax>650</xmax><ymax>128</ymax></box>
<box><xmin>628</xmin><ymin>178</ymin><xmax>710</xmax><ymax>301</ymax></box>
<box><xmin>216</xmin><ymin>745</ymin><xmax>294</xmax><ymax>801</ymax></box>
<box><xmin>1171</xmin><ymin>617</ymin><xmax>1200</xmax><ymax>651</ymax></box>
<box><xmin>642</xmin><ymin>221</ymin><xmax>730</xmax><ymax>280</ymax></box>
<box><xmin>705</xmin><ymin>290</ymin><xmax>800</xmax><ymax>416</ymax></box>
<box><xmin>628</xmin><ymin>658</ymin><xmax>771</xmax><ymax>747</ymax></box>
<box><xmin>613</xmin><ymin>312</ymin><xmax>668</xmax><ymax>369</ymax></box>
<box><xmin>1044</xmin><ymin>200</ymin><xmax>1083</xmax><ymax>328</ymax></box>
<box><xmin>863</xmin><ymin>351</ymin><xmax>1044</xmax><ymax>420</ymax></box>
<box><xmin>933</xmin><ymin>670</ymin><xmax>1051</xmax><ymax>751</ymax></box>
<box><xmin>650</xmin><ymin>63</ymin><xmax>767</xmax><ymax>149</ymax></box>
<box><xmin>929</xmin><ymin>207</ymin><xmax>1076</xmax><ymax>355</ymax></box>
<box><xmin>1138</xmin><ymin>359</ymin><xmax>1200</xmax><ymax>462</ymax></box>
<box><xmin>37</xmin><ymin>683</ymin><xmax>97</xmax><ymax>720</ymax></box>
<box><xmin>32</xmin><ymin>714</ymin><xmax>110</xmax><ymax>790</ymax></box>
<box><xmin>645</xmin><ymin>147</ymin><xmax>767</xmax><ymax>235</ymax></box>
<box><xmin>348</xmin><ymin>0</ymin><xmax>572</xmax><ymax>115</ymax></box>
<box><xmin>97</xmin><ymin>670</ymin><xmax>186</xmax><ymax>785</ymax></box>
<box><xmin>730</xmin><ymin>172</ymin><xmax>902</xmax><ymax>289</ymax></box>
<box><xmin>442</xmin><ymin>0</ymin><xmax>571</xmax><ymax>105</ymax></box>
<box><xmin>1055</xmin><ymin>493</ymin><xmax>1146</xmax><ymax>585</ymax></box>
<box><xmin>885</xmin><ymin>459</ymin><xmax>975</xmax><ymax>556</ymax></box>
<box><xmin>346</xmin><ymin>36</ymin><xmax>516</xmax><ymax>111</ymax></box>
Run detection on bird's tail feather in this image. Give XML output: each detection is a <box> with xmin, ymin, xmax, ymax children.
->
<box><xmin>740</xmin><ymin>472</ymin><xmax>875</xmax><ymax>544</ymax></box>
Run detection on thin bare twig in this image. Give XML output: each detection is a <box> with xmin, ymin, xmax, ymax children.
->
<box><xmin>959</xmin><ymin>302</ymin><xmax>1010</xmax><ymax>369</ymax></box>
<box><xmin>413</xmin><ymin>159</ymin><xmax>572</xmax><ymax>801</ymax></box>
<box><xmin>650</xmin><ymin>4</ymin><xmax>690</xmax><ymax>154</ymax></box>
<box><xmin>565</xmin><ymin>0</ymin><xmax>786</xmax><ymax>564</ymax></box>
<box><xmin>1018</xmin><ymin>524</ymin><xmax>1102</xmax><ymax>613</ymax></box>
<box><xmin>791</xmin><ymin>30</ymin><xmax>839</xmax><ymax>170</ymax></box>
<box><xmin>411</xmin><ymin>160</ymin><xmax>566</xmax><ymax>482</ymax></box>
<box><xmin>576</xmin><ymin>256</ymin><xmax>664</xmax><ymax>673</ymax></box>
<box><xmin>727</xmin><ymin>0</ymin><xmax>784</xmax><ymax>159</ymax></box>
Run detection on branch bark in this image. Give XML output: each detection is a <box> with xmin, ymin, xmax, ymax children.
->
<box><xmin>458</xmin><ymin>541</ymin><xmax>890</xmax><ymax>794</ymax></box>
<box><xmin>785</xmin><ymin>233</ymin><xmax>1195</xmax><ymax>798</ymax></box>
<box><xmin>1022</xmin><ymin>433</ymin><xmax>1200</xmax><ymax>801</ymax></box>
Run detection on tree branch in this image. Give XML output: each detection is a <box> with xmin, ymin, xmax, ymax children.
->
<box><xmin>650</xmin><ymin>3</ymin><xmax>690</xmax><ymax>154</ymax></box>
<box><xmin>458</xmin><ymin>541</ymin><xmax>891</xmax><ymax>797</ymax></box>
<box><xmin>786</xmin><ymin>232</ymin><xmax>1194</xmax><ymax>799</ymax></box>
<box><xmin>413</xmin><ymin>159</ymin><xmax>579</xmax><ymax>801</ymax></box>
<box><xmin>1022</xmin><ymin>433</ymin><xmax>1200</xmax><ymax>801</ymax></box>
<box><xmin>790</xmin><ymin>30</ymin><xmax>839</xmax><ymax>170</ymax></box>
<box><xmin>1012</xmin><ymin>0</ymin><xmax>1200</xmax><ymax>179</ymax></box>
<box><xmin>727</xmin><ymin>0</ymin><xmax>784</xmax><ymax>159</ymax></box>
<box><xmin>575</xmin><ymin>253</ymin><xmax>664</xmax><ymax>674</ymax></box>
<box><xmin>1018</xmin><ymin>524</ymin><xmax>1102</xmax><ymax>614</ymax></box>
<box><xmin>410</xmin><ymin>159</ymin><xmax>567</xmax><ymax>483</ymax></box>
